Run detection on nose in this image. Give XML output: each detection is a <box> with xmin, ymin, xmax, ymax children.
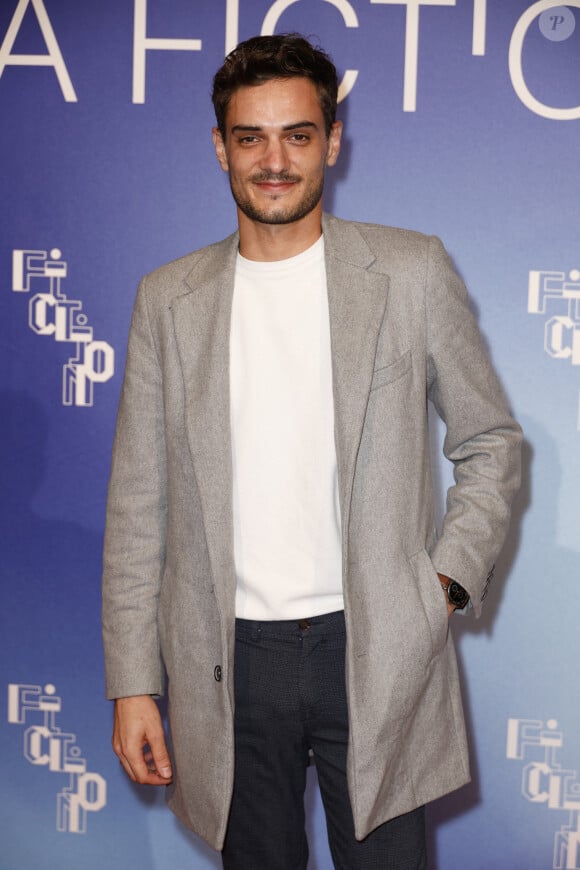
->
<box><xmin>259</xmin><ymin>136</ymin><xmax>289</xmax><ymax>174</ymax></box>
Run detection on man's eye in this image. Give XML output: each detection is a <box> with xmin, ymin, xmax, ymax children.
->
<box><xmin>290</xmin><ymin>133</ymin><xmax>309</xmax><ymax>142</ymax></box>
<box><xmin>238</xmin><ymin>136</ymin><xmax>259</xmax><ymax>144</ymax></box>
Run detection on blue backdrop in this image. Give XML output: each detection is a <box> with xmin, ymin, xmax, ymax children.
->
<box><xmin>1</xmin><ymin>2</ymin><xmax>579</xmax><ymax>868</ymax></box>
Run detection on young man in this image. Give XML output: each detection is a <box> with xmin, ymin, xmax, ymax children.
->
<box><xmin>102</xmin><ymin>34</ymin><xmax>521</xmax><ymax>869</ymax></box>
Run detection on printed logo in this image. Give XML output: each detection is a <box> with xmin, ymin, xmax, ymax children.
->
<box><xmin>11</xmin><ymin>248</ymin><xmax>114</xmax><ymax>406</ymax></box>
<box><xmin>8</xmin><ymin>683</ymin><xmax>107</xmax><ymax>833</ymax></box>
<box><xmin>528</xmin><ymin>268</ymin><xmax>580</xmax><ymax>429</ymax></box>
<box><xmin>539</xmin><ymin>6</ymin><xmax>577</xmax><ymax>41</ymax></box>
<box><xmin>507</xmin><ymin>718</ymin><xmax>580</xmax><ymax>869</ymax></box>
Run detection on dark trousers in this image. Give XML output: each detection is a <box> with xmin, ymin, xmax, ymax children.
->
<box><xmin>222</xmin><ymin>611</ymin><xmax>427</xmax><ymax>870</ymax></box>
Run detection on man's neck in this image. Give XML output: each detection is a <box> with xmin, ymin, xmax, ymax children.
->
<box><xmin>237</xmin><ymin>207</ymin><xmax>323</xmax><ymax>262</ymax></box>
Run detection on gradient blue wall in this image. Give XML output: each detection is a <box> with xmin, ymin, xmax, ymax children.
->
<box><xmin>1</xmin><ymin>2</ymin><xmax>579</xmax><ymax>868</ymax></box>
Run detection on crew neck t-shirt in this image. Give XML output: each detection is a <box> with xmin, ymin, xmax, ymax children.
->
<box><xmin>230</xmin><ymin>236</ymin><xmax>343</xmax><ymax>620</ymax></box>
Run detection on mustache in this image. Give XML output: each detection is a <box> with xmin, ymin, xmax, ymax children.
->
<box><xmin>250</xmin><ymin>172</ymin><xmax>301</xmax><ymax>183</ymax></box>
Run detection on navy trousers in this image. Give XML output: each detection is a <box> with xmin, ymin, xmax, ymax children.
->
<box><xmin>222</xmin><ymin>611</ymin><xmax>427</xmax><ymax>869</ymax></box>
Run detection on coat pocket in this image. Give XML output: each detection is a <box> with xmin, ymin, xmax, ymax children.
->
<box><xmin>370</xmin><ymin>350</ymin><xmax>411</xmax><ymax>391</ymax></box>
<box><xmin>408</xmin><ymin>549</ymin><xmax>449</xmax><ymax>658</ymax></box>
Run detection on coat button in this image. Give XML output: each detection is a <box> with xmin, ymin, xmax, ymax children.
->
<box><xmin>214</xmin><ymin>665</ymin><xmax>222</xmax><ymax>682</ymax></box>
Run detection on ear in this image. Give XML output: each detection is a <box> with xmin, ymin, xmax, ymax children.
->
<box><xmin>212</xmin><ymin>127</ymin><xmax>229</xmax><ymax>172</ymax></box>
<box><xmin>325</xmin><ymin>120</ymin><xmax>343</xmax><ymax>167</ymax></box>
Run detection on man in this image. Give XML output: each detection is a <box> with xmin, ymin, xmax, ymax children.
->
<box><xmin>102</xmin><ymin>34</ymin><xmax>521</xmax><ymax>869</ymax></box>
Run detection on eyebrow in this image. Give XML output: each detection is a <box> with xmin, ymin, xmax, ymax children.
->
<box><xmin>230</xmin><ymin>121</ymin><xmax>318</xmax><ymax>135</ymax></box>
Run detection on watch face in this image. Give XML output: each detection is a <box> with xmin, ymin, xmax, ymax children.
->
<box><xmin>448</xmin><ymin>581</ymin><xmax>469</xmax><ymax>609</ymax></box>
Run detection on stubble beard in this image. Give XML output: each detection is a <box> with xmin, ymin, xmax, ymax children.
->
<box><xmin>229</xmin><ymin>172</ymin><xmax>325</xmax><ymax>226</ymax></box>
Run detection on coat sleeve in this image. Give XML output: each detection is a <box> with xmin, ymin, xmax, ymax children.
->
<box><xmin>425</xmin><ymin>236</ymin><xmax>522</xmax><ymax>617</ymax></box>
<box><xmin>102</xmin><ymin>276</ymin><xmax>167</xmax><ymax>698</ymax></box>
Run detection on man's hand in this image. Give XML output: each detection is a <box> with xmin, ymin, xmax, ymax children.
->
<box><xmin>112</xmin><ymin>695</ymin><xmax>173</xmax><ymax>785</ymax></box>
<box><xmin>437</xmin><ymin>573</ymin><xmax>456</xmax><ymax>618</ymax></box>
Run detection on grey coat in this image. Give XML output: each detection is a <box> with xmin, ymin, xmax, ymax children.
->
<box><xmin>102</xmin><ymin>215</ymin><xmax>521</xmax><ymax>849</ymax></box>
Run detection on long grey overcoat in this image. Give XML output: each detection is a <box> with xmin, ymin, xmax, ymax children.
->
<box><xmin>102</xmin><ymin>215</ymin><xmax>521</xmax><ymax>849</ymax></box>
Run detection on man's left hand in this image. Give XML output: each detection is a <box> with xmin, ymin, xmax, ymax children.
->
<box><xmin>437</xmin><ymin>573</ymin><xmax>456</xmax><ymax>618</ymax></box>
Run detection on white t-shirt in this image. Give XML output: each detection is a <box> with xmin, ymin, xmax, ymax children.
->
<box><xmin>230</xmin><ymin>235</ymin><xmax>343</xmax><ymax>620</ymax></box>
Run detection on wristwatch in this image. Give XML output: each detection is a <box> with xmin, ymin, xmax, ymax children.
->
<box><xmin>439</xmin><ymin>577</ymin><xmax>470</xmax><ymax>611</ymax></box>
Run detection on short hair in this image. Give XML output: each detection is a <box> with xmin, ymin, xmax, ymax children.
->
<box><xmin>212</xmin><ymin>33</ymin><xmax>338</xmax><ymax>138</ymax></box>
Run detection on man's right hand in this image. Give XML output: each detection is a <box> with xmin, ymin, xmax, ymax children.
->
<box><xmin>112</xmin><ymin>695</ymin><xmax>173</xmax><ymax>785</ymax></box>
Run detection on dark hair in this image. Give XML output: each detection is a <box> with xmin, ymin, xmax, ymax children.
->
<box><xmin>212</xmin><ymin>34</ymin><xmax>338</xmax><ymax>138</ymax></box>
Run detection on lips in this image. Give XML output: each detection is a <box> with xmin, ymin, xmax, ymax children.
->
<box><xmin>251</xmin><ymin>174</ymin><xmax>301</xmax><ymax>195</ymax></box>
<box><xmin>254</xmin><ymin>180</ymin><xmax>296</xmax><ymax>194</ymax></box>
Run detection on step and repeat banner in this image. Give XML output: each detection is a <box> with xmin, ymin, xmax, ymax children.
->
<box><xmin>1</xmin><ymin>1</ymin><xmax>578</xmax><ymax>868</ymax></box>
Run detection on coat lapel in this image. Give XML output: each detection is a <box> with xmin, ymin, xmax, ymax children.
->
<box><xmin>323</xmin><ymin>216</ymin><xmax>390</xmax><ymax>547</ymax></box>
<box><xmin>171</xmin><ymin>232</ymin><xmax>239</xmax><ymax>613</ymax></box>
